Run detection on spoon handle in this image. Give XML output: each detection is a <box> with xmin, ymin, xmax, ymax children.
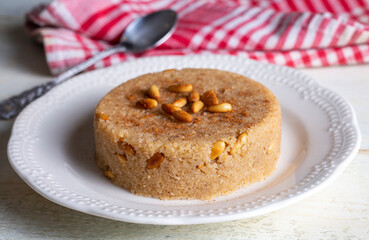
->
<box><xmin>0</xmin><ymin>46</ymin><xmax>125</xmax><ymax>120</ymax></box>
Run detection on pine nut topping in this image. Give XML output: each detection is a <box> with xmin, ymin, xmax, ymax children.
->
<box><xmin>147</xmin><ymin>85</ymin><xmax>160</xmax><ymax>100</ymax></box>
<box><xmin>147</xmin><ymin>152</ymin><xmax>165</xmax><ymax>169</ymax></box>
<box><xmin>208</xmin><ymin>103</ymin><xmax>232</xmax><ymax>113</ymax></box>
<box><xmin>210</xmin><ymin>140</ymin><xmax>226</xmax><ymax>160</ymax></box>
<box><xmin>173</xmin><ymin>110</ymin><xmax>193</xmax><ymax>123</ymax></box>
<box><xmin>172</xmin><ymin>98</ymin><xmax>187</xmax><ymax>108</ymax></box>
<box><xmin>202</xmin><ymin>90</ymin><xmax>219</xmax><ymax>106</ymax></box>
<box><xmin>188</xmin><ymin>91</ymin><xmax>200</xmax><ymax>102</ymax></box>
<box><xmin>136</xmin><ymin>98</ymin><xmax>157</xmax><ymax>109</ymax></box>
<box><xmin>162</xmin><ymin>103</ymin><xmax>181</xmax><ymax>115</ymax></box>
<box><xmin>230</xmin><ymin>133</ymin><xmax>248</xmax><ymax>155</ymax></box>
<box><xmin>162</xmin><ymin>69</ymin><xmax>176</xmax><ymax>73</ymax></box>
<box><xmin>168</xmin><ymin>84</ymin><xmax>193</xmax><ymax>93</ymax></box>
<box><xmin>191</xmin><ymin>100</ymin><xmax>204</xmax><ymax>113</ymax></box>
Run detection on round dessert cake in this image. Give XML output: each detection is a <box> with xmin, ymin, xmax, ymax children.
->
<box><xmin>94</xmin><ymin>68</ymin><xmax>281</xmax><ymax>200</ymax></box>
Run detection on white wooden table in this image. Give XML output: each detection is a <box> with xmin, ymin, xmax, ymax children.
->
<box><xmin>0</xmin><ymin>2</ymin><xmax>368</xmax><ymax>239</ymax></box>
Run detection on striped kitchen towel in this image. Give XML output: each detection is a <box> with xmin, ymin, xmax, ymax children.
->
<box><xmin>26</xmin><ymin>0</ymin><xmax>369</xmax><ymax>75</ymax></box>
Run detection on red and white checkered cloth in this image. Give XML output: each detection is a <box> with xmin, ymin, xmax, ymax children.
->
<box><xmin>27</xmin><ymin>0</ymin><xmax>369</xmax><ymax>75</ymax></box>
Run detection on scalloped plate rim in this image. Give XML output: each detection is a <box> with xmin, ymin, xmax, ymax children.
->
<box><xmin>7</xmin><ymin>55</ymin><xmax>361</xmax><ymax>225</ymax></box>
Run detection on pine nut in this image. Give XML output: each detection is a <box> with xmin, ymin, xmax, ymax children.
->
<box><xmin>147</xmin><ymin>85</ymin><xmax>160</xmax><ymax>100</ymax></box>
<box><xmin>162</xmin><ymin>69</ymin><xmax>176</xmax><ymax>73</ymax></box>
<box><xmin>116</xmin><ymin>153</ymin><xmax>127</xmax><ymax>164</ymax></box>
<box><xmin>104</xmin><ymin>170</ymin><xmax>115</xmax><ymax>179</ymax></box>
<box><xmin>124</xmin><ymin>144</ymin><xmax>136</xmax><ymax>156</ymax></box>
<box><xmin>202</xmin><ymin>90</ymin><xmax>218</xmax><ymax>106</ymax></box>
<box><xmin>208</xmin><ymin>103</ymin><xmax>232</xmax><ymax>113</ymax></box>
<box><xmin>173</xmin><ymin>110</ymin><xmax>193</xmax><ymax>123</ymax></box>
<box><xmin>96</xmin><ymin>112</ymin><xmax>109</xmax><ymax>121</ymax></box>
<box><xmin>230</xmin><ymin>133</ymin><xmax>248</xmax><ymax>155</ymax></box>
<box><xmin>172</xmin><ymin>98</ymin><xmax>187</xmax><ymax>107</ymax></box>
<box><xmin>162</xmin><ymin>103</ymin><xmax>181</xmax><ymax>115</ymax></box>
<box><xmin>210</xmin><ymin>140</ymin><xmax>226</xmax><ymax>160</ymax></box>
<box><xmin>191</xmin><ymin>100</ymin><xmax>204</xmax><ymax>113</ymax></box>
<box><xmin>118</xmin><ymin>139</ymin><xmax>136</xmax><ymax>156</ymax></box>
<box><xmin>136</xmin><ymin>98</ymin><xmax>157</xmax><ymax>109</ymax></box>
<box><xmin>188</xmin><ymin>91</ymin><xmax>200</xmax><ymax>102</ymax></box>
<box><xmin>168</xmin><ymin>84</ymin><xmax>193</xmax><ymax>93</ymax></box>
<box><xmin>147</xmin><ymin>152</ymin><xmax>165</xmax><ymax>169</ymax></box>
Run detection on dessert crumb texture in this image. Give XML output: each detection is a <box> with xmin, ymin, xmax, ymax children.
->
<box><xmin>95</xmin><ymin>68</ymin><xmax>281</xmax><ymax>200</ymax></box>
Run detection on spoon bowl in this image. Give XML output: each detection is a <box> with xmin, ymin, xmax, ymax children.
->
<box><xmin>122</xmin><ymin>9</ymin><xmax>177</xmax><ymax>52</ymax></box>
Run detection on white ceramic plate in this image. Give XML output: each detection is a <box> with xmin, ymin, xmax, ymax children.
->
<box><xmin>8</xmin><ymin>55</ymin><xmax>360</xmax><ymax>225</ymax></box>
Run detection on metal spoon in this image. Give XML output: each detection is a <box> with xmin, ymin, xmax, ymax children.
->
<box><xmin>0</xmin><ymin>9</ymin><xmax>177</xmax><ymax>120</ymax></box>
